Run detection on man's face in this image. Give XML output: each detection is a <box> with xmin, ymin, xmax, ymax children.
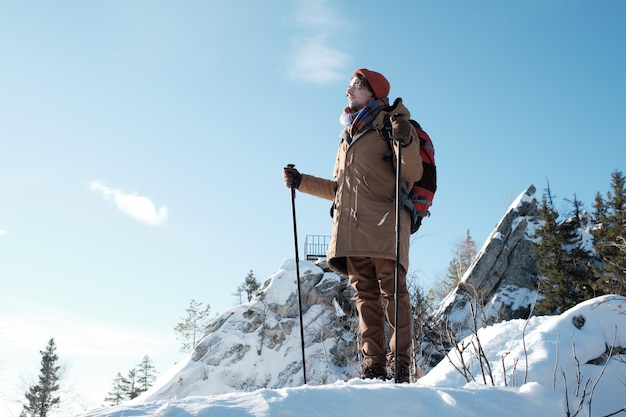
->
<box><xmin>346</xmin><ymin>76</ymin><xmax>374</xmax><ymax>111</ymax></box>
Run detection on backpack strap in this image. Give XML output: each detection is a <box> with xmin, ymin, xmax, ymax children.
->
<box><xmin>378</xmin><ymin>114</ymin><xmax>394</xmax><ymax>161</ymax></box>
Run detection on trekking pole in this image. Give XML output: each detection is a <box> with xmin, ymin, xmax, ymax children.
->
<box><xmin>287</xmin><ymin>163</ymin><xmax>307</xmax><ymax>385</ymax></box>
<box><xmin>392</xmin><ymin>115</ymin><xmax>403</xmax><ymax>384</ymax></box>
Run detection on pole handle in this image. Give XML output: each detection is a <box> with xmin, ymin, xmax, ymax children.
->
<box><xmin>287</xmin><ymin>164</ymin><xmax>297</xmax><ymax>192</ymax></box>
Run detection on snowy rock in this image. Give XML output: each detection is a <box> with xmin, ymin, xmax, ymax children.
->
<box><xmin>140</xmin><ymin>259</ymin><xmax>359</xmax><ymax>401</ymax></box>
<box><xmin>429</xmin><ymin>186</ymin><xmax>541</xmax><ymax>347</ymax></box>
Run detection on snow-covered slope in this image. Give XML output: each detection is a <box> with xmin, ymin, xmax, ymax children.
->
<box><xmin>78</xmin><ymin>295</ymin><xmax>626</xmax><ymax>417</ymax></box>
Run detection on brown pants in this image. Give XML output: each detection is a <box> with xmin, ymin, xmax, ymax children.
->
<box><xmin>347</xmin><ymin>256</ymin><xmax>413</xmax><ymax>365</ymax></box>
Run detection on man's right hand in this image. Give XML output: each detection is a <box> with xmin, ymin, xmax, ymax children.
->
<box><xmin>283</xmin><ymin>166</ymin><xmax>302</xmax><ymax>189</ymax></box>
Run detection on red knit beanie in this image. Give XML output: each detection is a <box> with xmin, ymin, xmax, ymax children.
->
<box><xmin>353</xmin><ymin>68</ymin><xmax>390</xmax><ymax>99</ymax></box>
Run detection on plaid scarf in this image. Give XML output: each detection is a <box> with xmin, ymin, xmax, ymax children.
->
<box><xmin>340</xmin><ymin>98</ymin><xmax>389</xmax><ymax>142</ymax></box>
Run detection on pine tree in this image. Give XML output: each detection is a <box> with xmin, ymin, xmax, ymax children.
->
<box><xmin>534</xmin><ymin>195</ymin><xmax>595</xmax><ymax>315</ymax></box>
<box><xmin>20</xmin><ymin>338</ymin><xmax>61</xmax><ymax>417</ymax></box>
<box><xmin>443</xmin><ymin>230</ymin><xmax>478</xmax><ymax>293</ymax></box>
<box><xmin>104</xmin><ymin>356</ymin><xmax>158</xmax><ymax>405</ymax></box>
<box><xmin>126</xmin><ymin>368</ymin><xmax>140</xmax><ymax>400</ymax></box>
<box><xmin>174</xmin><ymin>299</ymin><xmax>212</xmax><ymax>353</ymax></box>
<box><xmin>534</xmin><ymin>195</ymin><xmax>568</xmax><ymax>314</ymax></box>
<box><xmin>569</xmin><ymin>194</ymin><xmax>595</xmax><ymax>290</ymax></box>
<box><xmin>592</xmin><ymin>170</ymin><xmax>626</xmax><ymax>294</ymax></box>
<box><xmin>235</xmin><ymin>270</ymin><xmax>261</xmax><ymax>302</ymax></box>
<box><xmin>135</xmin><ymin>355</ymin><xmax>158</xmax><ymax>395</ymax></box>
<box><xmin>104</xmin><ymin>372</ymin><xmax>130</xmax><ymax>405</ymax></box>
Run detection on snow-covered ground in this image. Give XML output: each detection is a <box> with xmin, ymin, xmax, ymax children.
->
<box><xmin>78</xmin><ymin>292</ymin><xmax>626</xmax><ymax>417</ymax></box>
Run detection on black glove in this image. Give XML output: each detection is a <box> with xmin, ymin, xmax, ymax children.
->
<box><xmin>391</xmin><ymin>114</ymin><xmax>412</xmax><ymax>146</ymax></box>
<box><xmin>283</xmin><ymin>166</ymin><xmax>302</xmax><ymax>189</ymax></box>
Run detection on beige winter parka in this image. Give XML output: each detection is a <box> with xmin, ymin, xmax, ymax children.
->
<box><xmin>298</xmin><ymin>98</ymin><xmax>423</xmax><ymax>276</ymax></box>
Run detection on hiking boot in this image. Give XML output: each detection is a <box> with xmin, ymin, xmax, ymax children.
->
<box><xmin>388</xmin><ymin>361</ymin><xmax>411</xmax><ymax>383</ymax></box>
<box><xmin>361</xmin><ymin>362</ymin><xmax>388</xmax><ymax>380</ymax></box>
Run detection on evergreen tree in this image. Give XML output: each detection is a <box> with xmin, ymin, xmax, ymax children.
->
<box><xmin>569</xmin><ymin>193</ymin><xmax>586</xmax><ymax>228</ymax></box>
<box><xmin>559</xmin><ymin>209</ymin><xmax>595</xmax><ymax>297</ymax></box>
<box><xmin>126</xmin><ymin>368</ymin><xmax>140</xmax><ymax>400</ymax></box>
<box><xmin>174</xmin><ymin>299</ymin><xmax>212</xmax><ymax>353</ymax></box>
<box><xmin>534</xmin><ymin>195</ymin><xmax>567</xmax><ymax>314</ymax></box>
<box><xmin>592</xmin><ymin>170</ymin><xmax>626</xmax><ymax>294</ymax></box>
<box><xmin>235</xmin><ymin>270</ymin><xmax>261</xmax><ymax>302</ymax></box>
<box><xmin>104</xmin><ymin>372</ymin><xmax>130</xmax><ymax>405</ymax></box>
<box><xmin>20</xmin><ymin>338</ymin><xmax>61</xmax><ymax>417</ymax></box>
<box><xmin>442</xmin><ymin>230</ymin><xmax>478</xmax><ymax>293</ymax></box>
<box><xmin>104</xmin><ymin>355</ymin><xmax>158</xmax><ymax>405</ymax></box>
<box><xmin>135</xmin><ymin>355</ymin><xmax>158</xmax><ymax>395</ymax></box>
<box><xmin>428</xmin><ymin>274</ymin><xmax>449</xmax><ymax>307</ymax></box>
<box><xmin>534</xmin><ymin>195</ymin><xmax>595</xmax><ymax>315</ymax></box>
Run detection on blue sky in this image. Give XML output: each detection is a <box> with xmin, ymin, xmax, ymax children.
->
<box><xmin>1</xmin><ymin>0</ymin><xmax>625</xmax><ymax>412</ymax></box>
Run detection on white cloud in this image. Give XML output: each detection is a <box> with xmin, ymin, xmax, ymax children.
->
<box><xmin>89</xmin><ymin>181</ymin><xmax>168</xmax><ymax>226</ymax></box>
<box><xmin>289</xmin><ymin>37</ymin><xmax>350</xmax><ymax>84</ymax></box>
<box><xmin>0</xmin><ymin>229</ymin><xmax>6</xmax><ymax>236</ymax></box>
<box><xmin>286</xmin><ymin>0</ymin><xmax>350</xmax><ymax>84</ymax></box>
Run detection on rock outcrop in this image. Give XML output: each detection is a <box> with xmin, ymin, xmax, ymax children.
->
<box><xmin>425</xmin><ymin>185</ymin><xmax>541</xmax><ymax>361</ymax></box>
<box><xmin>141</xmin><ymin>260</ymin><xmax>359</xmax><ymax>401</ymax></box>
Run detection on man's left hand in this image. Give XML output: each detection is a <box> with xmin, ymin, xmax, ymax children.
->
<box><xmin>391</xmin><ymin>116</ymin><xmax>412</xmax><ymax>146</ymax></box>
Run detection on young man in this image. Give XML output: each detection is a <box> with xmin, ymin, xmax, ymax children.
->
<box><xmin>283</xmin><ymin>69</ymin><xmax>423</xmax><ymax>382</ymax></box>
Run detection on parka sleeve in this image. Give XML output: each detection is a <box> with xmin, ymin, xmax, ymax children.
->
<box><xmin>298</xmin><ymin>174</ymin><xmax>337</xmax><ymax>201</ymax></box>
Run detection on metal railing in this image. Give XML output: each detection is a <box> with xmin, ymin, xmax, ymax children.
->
<box><xmin>304</xmin><ymin>235</ymin><xmax>330</xmax><ymax>260</ymax></box>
